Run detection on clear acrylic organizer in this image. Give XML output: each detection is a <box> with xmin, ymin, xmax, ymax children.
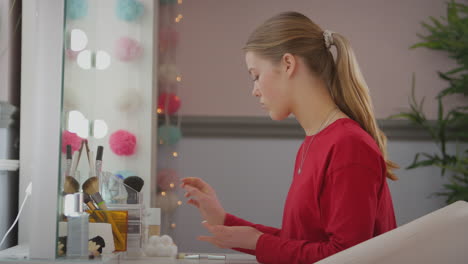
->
<box><xmin>99</xmin><ymin>171</ymin><xmax>146</xmax><ymax>256</ymax></box>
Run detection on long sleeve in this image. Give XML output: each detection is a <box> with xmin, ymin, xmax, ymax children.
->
<box><xmin>255</xmin><ymin>164</ymin><xmax>382</xmax><ymax>264</ymax></box>
<box><xmin>224</xmin><ymin>213</ymin><xmax>281</xmax><ymax>255</ymax></box>
<box><xmin>224</xmin><ymin>213</ymin><xmax>282</xmax><ymax>235</ymax></box>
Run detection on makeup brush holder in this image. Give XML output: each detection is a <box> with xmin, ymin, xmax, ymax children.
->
<box><xmin>107</xmin><ymin>203</ymin><xmax>145</xmax><ymax>256</ymax></box>
<box><xmin>87</xmin><ymin>209</ymin><xmax>129</xmax><ymax>252</ymax></box>
<box><xmin>99</xmin><ymin>171</ymin><xmax>129</xmax><ymax>204</ymax></box>
<box><xmin>99</xmin><ymin>171</ymin><xmax>146</xmax><ymax>255</ymax></box>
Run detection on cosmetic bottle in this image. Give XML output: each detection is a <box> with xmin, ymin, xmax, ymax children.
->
<box><xmin>66</xmin><ymin>193</ymin><xmax>89</xmax><ymax>258</ymax></box>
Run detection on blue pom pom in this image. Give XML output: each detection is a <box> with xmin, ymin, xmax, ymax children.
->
<box><xmin>158</xmin><ymin>125</ymin><xmax>182</xmax><ymax>145</ymax></box>
<box><xmin>66</xmin><ymin>0</ymin><xmax>88</xmax><ymax>20</ymax></box>
<box><xmin>116</xmin><ymin>0</ymin><xmax>144</xmax><ymax>22</ymax></box>
<box><xmin>160</xmin><ymin>0</ymin><xmax>177</xmax><ymax>5</ymax></box>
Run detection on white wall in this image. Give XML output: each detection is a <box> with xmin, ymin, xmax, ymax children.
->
<box><xmin>169</xmin><ymin>137</ymin><xmax>456</xmax><ymax>253</ymax></box>
<box><xmin>175</xmin><ymin>0</ymin><xmax>462</xmax><ymax>119</ymax></box>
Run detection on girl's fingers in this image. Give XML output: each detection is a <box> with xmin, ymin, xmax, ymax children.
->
<box><xmin>187</xmin><ymin>198</ymin><xmax>200</xmax><ymax>208</ymax></box>
<box><xmin>201</xmin><ymin>220</ymin><xmax>214</xmax><ymax>233</ymax></box>
<box><xmin>181</xmin><ymin>177</ymin><xmax>210</xmax><ymax>191</ymax></box>
<box><xmin>202</xmin><ymin>221</ymin><xmax>225</xmax><ymax>234</ymax></box>
<box><xmin>197</xmin><ymin>235</ymin><xmax>212</xmax><ymax>242</ymax></box>
<box><xmin>197</xmin><ymin>236</ymin><xmax>224</xmax><ymax>248</ymax></box>
<box><xmin>184</xmin><ymin>185</ymin><xmax>205</xmax><ymax>200</ymax></box>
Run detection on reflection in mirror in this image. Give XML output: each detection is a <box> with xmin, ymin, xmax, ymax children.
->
<box><xmin>70</xmin><ymin>29</ymin><xmax>88</xmax><ymax>51</ymax></box>
<box><xmin>92</xmin><ymin>120</ymin><xmax>108</xmax><ymax>139</ymax></box>
<box><xmin>59</xmin><ymin>0</ymin><xmax>156</xmax><ymax>258</ymax></box>
<box><xmin>96</xmin><ymin>50</ymin><xmax>111</xmax><ymax>70</ymax></box>
<box><xmin>67</xmin><ymin>110</ymin><xmax>89</xmax><ymax>138</ymax></box>
<box><xmin>76</xmin><ymin>50</ymin><xmax>92</xmax><ymax>70</ymax></box>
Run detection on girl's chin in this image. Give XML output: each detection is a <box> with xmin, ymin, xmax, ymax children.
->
<box><xmin>269</xmin><ymin>111</ymin><xmax>289</xmax><ymax>121</ymax></box>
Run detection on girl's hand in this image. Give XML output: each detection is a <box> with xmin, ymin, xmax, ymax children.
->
<box><xmin>198</xmin><ymin>221</ymin><xmax>263</xmax><ymax>250</ymax></box>
<box><xmin>181</xmin><ymin>177</ymin><xmax>226</xmax><ymax>225</ymax></box>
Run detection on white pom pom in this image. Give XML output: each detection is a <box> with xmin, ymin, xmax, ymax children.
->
<box><xmin>116</xmin><ymin>89</ymin><xmax>141</xmax><ymax>112</ymax></box>
<box><xmin>160</xmin><ymin>235</ymin><xmax>173</xmax><ymax>246</ymax></box>
<box><xmin>170</xmin><ymin>244</ymin><xmax>178</xmax><ymax>257</ymax></box>
<box><xmin>145</xmin><ymin>234</ymin><xmax>177</xmax><ymax>257</ymax></box>
<box><xmin>154</xmin><ymin>244</ymin><xmax>171</xmax><ymax>256</ymax></box>
<box><xmin>148</xmin><ymin>235</ymin><xmax>161</xmax><ymax>246</ymax></box>
<box><xmin>143</xmin><ymin>245</ymin><xmax>157</xmax><ymax>257</ymax></box>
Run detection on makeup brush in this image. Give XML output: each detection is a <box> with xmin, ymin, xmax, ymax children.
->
<box><xmin>123</xmin><ymin>176</ymin><xmax>144</xmax><ymax>204</ymax></box>
<box><xmin>65</xmin><ymin>145</ymin><xmax>72</xmax><ymax>176</ymax></box>
<box><xmin>64</xmin><ymin>176</ymin><xmax>80</xmax><ymax>194</ymax></box>
<box><xmin>82</xmin><ymin>177</ymin><xmax>106</xmax><ymax>209</ymax></box>
<box><xmin>88</xmin><ymin>151</ymin><xmax>95</xmax><ymax>177</ymax></box>
<box><xmin>84</xmin><ymin>139</ymin><xmax>91</xmax><ymax>165</ymax></box>
<box><xmin>95</xmin><ymin>146</ymin><xmax>103</xmax><ymax>177</ymax></box>
<box><xmin>82</xmin><ymin>177</ymin><xmax>125</xmax><ymax>245</ymax></box>
<box><xmin>75</xmin><ymin>140</ymin><xmax>85</xmax><ymax>170</ymax></box>
<box><xmin>68</xmin><ymin>140</ymin><xmax>84</xmax><ymax>178</ymax></box>
<box><xmin>83</xmin><ymin>193</ymin><xmax>106</xmax><ymax>223</ymax></box>
<box><xmin>83</xmin><ymin>193</ymin><xmax>98</xmax><ymax>211</ymax></box>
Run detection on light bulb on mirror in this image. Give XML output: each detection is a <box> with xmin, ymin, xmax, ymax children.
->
<box><xmin>67</xmin><ymin>110</ymin><xmax>89</xmax><ymax>138</ymax></box>
<box><xmin>92</xmin><ymin>120</ymin><xmax>108</xmax><ymax>139</ymax></box>
<box><xmin>96</xmin><ymin>50</ymin><xmax>111</xmax><ymax>70</ymax></box>
<box><xmin>70</xmin><ymin>29</ymin><xmax>88</xmax><ymax>51</ymax></box>
<box><xmin>77</xmin><ymin>50</ymin><xmax>92</xmax><ymax>70</ymax></box>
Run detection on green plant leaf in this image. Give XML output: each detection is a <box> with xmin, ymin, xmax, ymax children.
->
<box><xmin>396</xmin><ymin>0</ymin><xmax>468</xmax><ymax>205</ymax></box>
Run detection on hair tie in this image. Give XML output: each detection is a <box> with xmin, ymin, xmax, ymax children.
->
<box><xmin>323</xmin><ymin>30</ymin><xmax>335</xmax><ymax>49</ymax></box>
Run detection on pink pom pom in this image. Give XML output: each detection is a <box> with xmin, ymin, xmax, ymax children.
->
<box><xmin>115</xmin><ymin>37</ymin><xmax>142</xmax><ymax>62</ymax></box>
<box><xmin>66</xmin><ymin>49</ymin><xmax>80</xmax><ymax>60</ymax></box>
<box><xmin>109</xmin><ymin>130</ymin><xmax>137</xmax><ymax>156</ymax></box>
<box><xmin>62</xmin><ymin>130</ymin><xmax>82</xmax><ymax>154</ymax></box>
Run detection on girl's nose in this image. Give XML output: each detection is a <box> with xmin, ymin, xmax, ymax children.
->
<box><xmin>252</xmin><ymin>87</ymin><xmax>261</xmax><ymax>97</ymax></box>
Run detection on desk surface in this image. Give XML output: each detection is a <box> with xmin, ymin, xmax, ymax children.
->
<box><xmin>0</xmin><ymin>245</ymin><xmax>258</xmax><ymax>264</ymax></box>
<box><xmin>122</xmin><ymin>254</ymin><xmax>258</xmax><ymax>264</ymax></box>
<box><xmin>0</xmin><ymin>250</ymin><xmax>258</xmax><ymax>264</ymax></box>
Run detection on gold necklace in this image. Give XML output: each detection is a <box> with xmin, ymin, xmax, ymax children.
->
<box><xmin>298</xmin><ymin>107</ymin><xmax>339</xmax><ymax>174</ymax></box>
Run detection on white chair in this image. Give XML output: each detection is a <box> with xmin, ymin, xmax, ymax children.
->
<box><xmin>317</xmin><ymin>201</ymin><xmax>468</xmax><ymax>264</ymax></box>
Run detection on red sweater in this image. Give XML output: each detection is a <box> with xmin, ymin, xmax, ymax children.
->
<box><xmin>224</xmin><ymin>118</ymin><xmax>396</xmax><ymax>264</ymax></box>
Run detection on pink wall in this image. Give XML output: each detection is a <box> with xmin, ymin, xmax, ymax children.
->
<box><xmin>175</xmin><ymin>0</ymin><xmax>460</xmax><ymax>119</ymax></box>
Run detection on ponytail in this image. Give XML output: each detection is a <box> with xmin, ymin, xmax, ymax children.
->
<box><xmin>330</xmin><ymin>33</ymin><xmax>399</xmax><ymax>180</ymax></box>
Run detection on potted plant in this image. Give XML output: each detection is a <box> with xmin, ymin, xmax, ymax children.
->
<box><xmin>390</xmin><ymin>0</ymin><xmax>468</xmax><ymax>204</ymax></box>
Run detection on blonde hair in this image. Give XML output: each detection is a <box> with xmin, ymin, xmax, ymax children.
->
<box><xmin>244</xmin><ymin>11</ymin><xmax>399</xmax><ymax>180</ymax></box>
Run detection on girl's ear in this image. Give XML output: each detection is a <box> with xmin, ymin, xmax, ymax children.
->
<box><xmin>281</xmin><ymin>53</ymin><xmax>297</xmax><ymax>78</ymax></box>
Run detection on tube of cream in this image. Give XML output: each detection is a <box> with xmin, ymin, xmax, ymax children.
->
<box><xmin>181</xmin><ymin>254</ymin><xmax>200</xmax><ymax>259</ymax></box>
<box><xmin>207</xmin><ymin>255</ymin><xmax>226</xmax><ymax>260</ymax></box>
